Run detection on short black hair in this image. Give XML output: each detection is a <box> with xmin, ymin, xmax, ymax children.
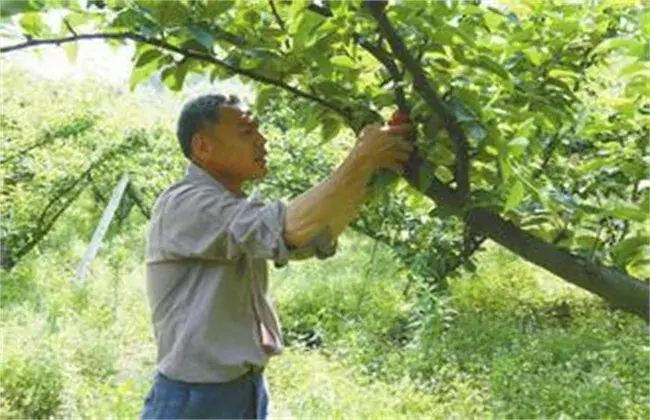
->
<box><xmin>176</xmin><ymin>94</ymin><xmax>241</xmax><ymax>159</ymax></box>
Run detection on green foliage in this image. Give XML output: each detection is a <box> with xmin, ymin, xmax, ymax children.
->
<box><xmin>0</xmin><ymin>68</ymin><xmax>183</xmax><ymax>269</ymax></box>
<box><xmin>273</xmin><ymin>238</ymin><xmax>649</xmax><ymax>419</ymax></box>
<box><xmin>3</xmin><ymin>0</ymin><xmax>648</xmax><ymax>285</ymax></box>
<box><xmin>0</xmin><ymin>354</ymin><xmax>64</xmax><ymax>419</ymax></box>
<box><xmin>0</xmin><ymin>10</ymin><xmax>649</xmax><ymax>418</ymax></box>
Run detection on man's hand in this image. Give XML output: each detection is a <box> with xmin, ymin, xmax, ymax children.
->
<box><xmin>284</xmin><ymin>119</ymin><xmax>413</xmax><ymax>249</ymax></box>
<box><xmin>352</xmin><ymin>122</ymin><xmax>413</xmax><ymax>175</ymax></box>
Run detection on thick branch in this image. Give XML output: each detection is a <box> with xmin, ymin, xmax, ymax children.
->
<box><xmin>402</xmin><ymin>158</ymin><xmax>649</xmax><ymax>319</ymax></box>
<box><xmin>364</xmin><ymin>1</ymin><xmax>470</xmax><ymax>198</ymax></box>
<box><xmin>1</xmin><ymin>32</ymin><xmax>351</xmax><ymax>121</ymax></box>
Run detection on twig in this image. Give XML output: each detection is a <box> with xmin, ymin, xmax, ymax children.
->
<box><xmin>268</xmin><ymin>0</ymin><xmax>286</xmax><ymax>32</ymax></box>
<box><xmin>63</xmin><ymin>18</ymin><xmax>77</xmax><ymax>36</ymax></box>
<box><xmin>355</xmin><ymin>34</ymin><xmax>407</xmax><ymax>111</ymax></box>
<box><xmin>1</xmin><ymin>32</ymin><xmax>351</xmax><ymax>122</ymax></box>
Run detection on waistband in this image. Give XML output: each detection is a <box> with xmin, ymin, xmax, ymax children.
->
<box><xmin>156</xmin><ymin>365</ymin><xmax>264</xmax><ymax>387</ymax></box>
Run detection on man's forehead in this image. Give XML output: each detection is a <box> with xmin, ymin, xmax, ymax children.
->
<box><xmin>218</xmin><ymin>105</ymin><xmax>255</xmax><ymax>124</ymax></box>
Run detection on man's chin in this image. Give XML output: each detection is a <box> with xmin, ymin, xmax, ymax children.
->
<box><xmin>249</xmin><ymin>165</ymin><xmax>268</xmax><ymax>180</ymax></box>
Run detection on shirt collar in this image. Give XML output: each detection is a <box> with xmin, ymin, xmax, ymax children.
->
<box><xmin>185</xmin><ymin>161</ymin><xmax>226</xmax><ymax>192</ymax></box>
<box><xmin>185</xmin><ymin>161</ymin><xmax>255</xmax><ymax>199</ymax></box>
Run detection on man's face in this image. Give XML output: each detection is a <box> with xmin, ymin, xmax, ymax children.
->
<box><xmin>193</xmin><ymin>105</ymin><xmax>268</xmax><ymax>180</ymax></box>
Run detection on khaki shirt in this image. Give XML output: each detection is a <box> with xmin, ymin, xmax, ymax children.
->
<box><xmin>145</xmin><ymin>162</ymin><xmax>336</xmax><ymax>383</ymax></box>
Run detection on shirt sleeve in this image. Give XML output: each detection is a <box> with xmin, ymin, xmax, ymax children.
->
<box><xmin>153</xmin><ymin>184</ymin><xmax>336</xmax><ymax>266</ymax></box>
<box><xmin>275</xmin><ymin>225</ymin><xmax>338</xmax><ymax>268</ymax></box>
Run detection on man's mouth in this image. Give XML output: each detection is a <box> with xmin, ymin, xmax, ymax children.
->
<box><xmin>254</xmin><ymin>148</ymin><xmax>267</xmax><ymax>166</ymax></box>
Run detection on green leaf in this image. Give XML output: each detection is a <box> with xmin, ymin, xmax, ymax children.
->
<box><xmin>504</xmin><ymin>180</ymin><xmax>525</xmax><ymax>213</ymax></box>
<box><xmin>291</xmin><ymin>11</ymin><xmax>326</xmax><ymax>50</ymax></box>
<box><xmin>641</xmin><ymin>10</ymin><xmax>650</xmax><ymax>37</ymax></box>
<box><xmin>507</xmin><ymin>137</ymin><xmax>529</xmax><ymax>157</ymax></box>
<box><xmin>430</xmin><ymin>143</ymin><xmax>455</xmax><ymax>166</ymax></box>
<box><xmin>129</xmin><ymin>54</ymin><xmax>165</xmax><ymax>90</ymax></box>
<box><xmin>255</xmin><ymin>86</ymin><xmax>275</xmax><ymax>114</ymax></box>
<box><xmin>434</xmin><ymin>165</ymin><xmax>454</xmax><ymax>184</ymax></box>
<box><xmin>612</xmin><ymin>235</ymin><xmax>649</xmax><ymax>266</ymax></box>
<box><xmin>607</xmin><ymin>201</ymin><xmax>648</xmax><ymax>222</ymax></box>
<box><xmin>435</xmin><ymin>24</ymin><xmax>476</xmax><ymax>47</ymax></box>
<box><xmin>474</xmin><ymin>55</ymin><xmax>510</xmax><ymax>81</ymax></box>
<box><xmin>134</xmin><ymin>49</ymin><xmax>162</xmax><ymax>68</ymax></box>
<box><xmin>417</xmin><ymin>165</ymin><xmax>434</xmax><ymax>192</ymax></box>
<box><xmin>170</xmin><ymin>59</ymin><xmax>191</xmax><ymax>91</ymax></box>
<box><xmin>304</xmin><ymin>107</ymin><xmax>325</xmax><ymax>135</ymax></box>
<box><xmin>210</xmin><ymin>65</ymin><xmax>232</xmax><ymax>82</ymax></box>
<box><xmin>320</xmin><ymin>117</ymin><xmax>341</xmax><ymax>144</ymax></box>
<box><xmin>145</xmin><ymin>0</ymin><xmax>189</xmax><ymax>27</ymax></box>
<box><xmin>110</xmin><ymin>8</ymin><xmax>158</xmax><ymax>34</ymax></box>
<box><xmin>64</xmin><ymin>42</ymin><xmax>78</xmax><ymax>62</ymax></box>
<box><xmin>188</xmin><ymin>25</ymin><xmax>216</xmax><ymax>50</ymax></box>
<box><xmin>591</xmin><ymin>37</ymin><xmax>636</xmax><ymax>56</ymax></box>
<box><xmin>548</xmin><ymin>69</ymin><xmax>577</xmax><ymax>80</ymax></box>
<box><xmin>64</xmin><ymin>11</ymin><xmax>94</xmax><ymax>28</ymax></box>
<box><xmin>499</xmin><ymin>156</ymin><xmax>512</xmax><ymax>181</ymax></box>
<box><xmin>244</xmin><ymin>9</ymin><xmax>260</xmax><ymax>25</ymax></box>
<box><xmin>105</xmin><ymin>0</ymin><xmax>127</xmax><ymax>7</ymax></box>
<box><xmin>161</xmin><ymin>66</ymin><xmax>176</xmax><ymax>90</ymax></box>
<box><xmin>523</xmin><ymin>47</ymin><xmax>542</xmax><ymax>66</ymax></box>
<box><xmin>372</xmin><ymin>170</ymin><xmax>399</xmax><ymax>191</ymax></box>
<box><xmin>619</xmin><ymin>61</ymin><xmax>650</xmax><ymax>78</ymax></box>
<box><xmin>521</xmin><ymin>213</ymin><xmax>552</xmax><ymax>227</ymax></box>
<box><xmin>0</xmin><ymin>0</ymin><xmax>44</xmax><ymax>18</ymax></box>
<box><xmin>574</xmin><ymin>234</ymin><xmax>601</xmax><ymax>250</ymax></box>
<box><xmin>201</xmin><ymin>0</ymin><xmax>233</xmax><ymax>19</ymax></box>
<box><xmin>19</xmin><ymin>12</ymin><xmax>46</xmax><ymax>36</ymax></box>
<box><xmin>331</xmin><ymin>55</ymin><xmax>356</xmax><ymax>68</ymax></box>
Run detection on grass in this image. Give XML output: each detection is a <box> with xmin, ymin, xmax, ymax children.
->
<box><xmin>1</xmin><ymin>213</ymin><xmax>648</xmax><ymax>419</ymax></box>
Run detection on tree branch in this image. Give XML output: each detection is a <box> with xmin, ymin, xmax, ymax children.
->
<box><xmin>355</xmin><ymin>34</ymin><xmax>407</xmax><ymax>111</ymax></box>
<box><xmin>0</xmin><ymin>32</ymin><xmax>351</xmax><ymax>122</ymax></box>
<box><xmin>364</xmin><ymin>1</ymin><xmax>470</xmax><ymax>199</ymax></box>
<box><xmin>268</xmin><ymin>0</ymin><xmax>286</xmax><ymax>32</ymax></box>
<box><xmin>126</xmin><ymin>182</ymin><xmax>151</xmax><ymax>219</ymax></box>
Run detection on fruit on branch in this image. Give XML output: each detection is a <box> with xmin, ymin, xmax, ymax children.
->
<box><xmin>389</xmin><ymin>110</ymin><xmax>410</xmax><ymax>126</ymax></box>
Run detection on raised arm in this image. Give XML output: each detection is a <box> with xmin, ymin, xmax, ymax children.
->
<box><xmin>284</xmin><ymin>122</ymin><xmax>412</xmax><ymax>247</ymax></box>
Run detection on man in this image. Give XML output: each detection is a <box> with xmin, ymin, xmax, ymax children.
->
<box><xmin>141</xmin><ymin>94</ymin><xmax>412</xmax><ymax>419</ymax></box>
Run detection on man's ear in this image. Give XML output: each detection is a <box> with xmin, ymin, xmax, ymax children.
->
<box><xmin>191</xmin><ymin>132</ymin><xmax>210</xmax><ymax>159</ymax></box>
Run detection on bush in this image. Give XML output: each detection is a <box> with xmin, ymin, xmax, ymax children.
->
<box><xmin>0</xmin><ymin>354</ymin><xmax>64</xmax><ymax>419</ymax></box>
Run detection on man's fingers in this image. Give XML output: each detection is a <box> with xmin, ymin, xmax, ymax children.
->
<box><xmin>395</xmin><ymin>140</ymin><xmax>413</xmax><ymax>153</ymax></box>
<box><xmin>383</xmin><ymin>162</ymin><xmax>405</xmax><ymax>175</ymax></box>
<box><xmin>382</xmin><ymin>123</ymin><xmax>413</xmax><ymax>135</ymax></box>
<box><xmin>379</xmin><ymin>152</ymin><xmax>411</xmax><ymax>171</ymax></box>
<box><xmin>384</xmin><ymin>138</ymin><xmax>413</xmax><ymax>154</ymax></box>
<box><xmin>391</xmin><ymin>152</ymin><xmax>411</xmax><ymax>167</ymax></box>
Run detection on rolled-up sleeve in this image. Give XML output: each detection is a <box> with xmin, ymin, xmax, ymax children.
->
<box><xmin>154</xmin><ymin>185</ymin><xmax>336</xmax><ymax>266</ymax></box>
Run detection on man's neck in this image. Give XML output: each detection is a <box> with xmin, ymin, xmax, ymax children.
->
<box><xmin>195</xmin><ymin>161</ymin><xmax>247</xmax><ymax>197</ymax></box>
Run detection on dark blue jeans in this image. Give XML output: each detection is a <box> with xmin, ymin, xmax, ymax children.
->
<box><xmin>140</xmin><ymin>369</ymin><xmax>268</xmax><ymax>419</ymax></box>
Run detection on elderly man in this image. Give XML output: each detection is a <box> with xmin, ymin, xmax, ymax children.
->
<box><xmin>141</xmin><ymin>94</ymin><xmax>412</xmax><ymax>419</ymax></box>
